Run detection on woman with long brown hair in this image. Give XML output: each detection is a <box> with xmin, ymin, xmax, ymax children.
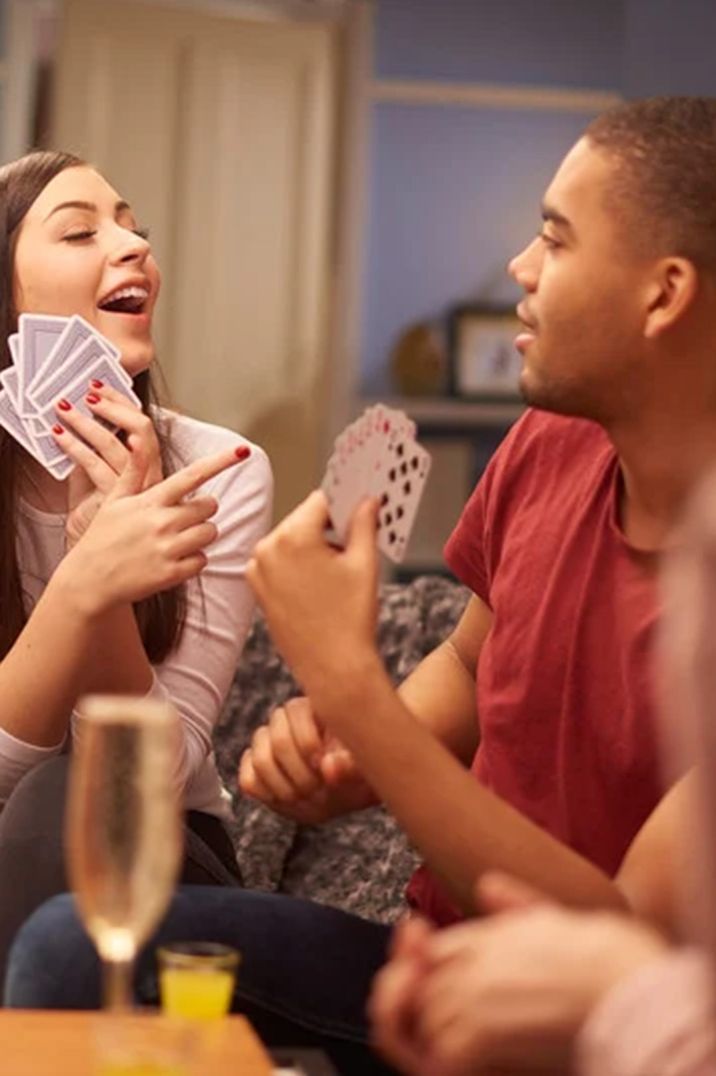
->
<box><xmin>0</xmin><ymin>150</ymin><xmax>272</xmax><ymax>976</ymax></box>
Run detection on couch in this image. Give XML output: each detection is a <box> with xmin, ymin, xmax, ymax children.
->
<box><xmin>212</xmin><ymin>575</ymin><xmax>470</xmax><ymax>924</ymax></box>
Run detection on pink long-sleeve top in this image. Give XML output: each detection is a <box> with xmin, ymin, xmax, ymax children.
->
<box><xmin>577</xmin><ymin>949</ymin><xmax>716</xmax><ymax>1076</ymax></box>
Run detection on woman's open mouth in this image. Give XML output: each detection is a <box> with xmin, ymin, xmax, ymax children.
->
<box><xmin>97</xmin><ymin>285</ymin><xmax>149</xmax><ymax>316</ymax></box>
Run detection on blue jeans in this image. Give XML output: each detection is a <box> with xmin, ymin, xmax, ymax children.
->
<box><xmin>5</xmin><ymin>887</ymin><xmax>395</xmax><ymax>1075</ymax></box>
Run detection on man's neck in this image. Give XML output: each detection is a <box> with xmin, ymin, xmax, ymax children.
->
<box><xmin>607</xmin><ymin>411</ymin><xmax>716</xmax><ymax>552</ymax></box>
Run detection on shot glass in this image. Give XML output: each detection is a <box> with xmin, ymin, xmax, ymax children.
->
<box><xmin>158</xmin><ymin>942</ymin><xmax>240</xmax><ymax>1021</ymax></box>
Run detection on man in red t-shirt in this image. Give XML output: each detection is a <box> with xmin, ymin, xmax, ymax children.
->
<box><xmin>244</xmin><ymin>98</ymin><xmax>711</xmax><ymax>934</ymax></box>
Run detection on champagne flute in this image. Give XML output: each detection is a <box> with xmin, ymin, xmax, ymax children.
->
<box><xmin>65</xmin><ymin>695</ymin><xmax>183</xmax><ymax>1011</ymax></box>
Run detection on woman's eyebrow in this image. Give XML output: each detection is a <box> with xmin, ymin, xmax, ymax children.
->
<box><xmin>43</xmin><ymin>199</ymin><xmax>131</xmax><ymax>223</ymax></box>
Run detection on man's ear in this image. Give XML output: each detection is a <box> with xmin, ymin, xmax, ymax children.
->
<box><xmin>643</xmin><ymin>257</ymin><xmax>699</xmax><ymax>340</ymax></box>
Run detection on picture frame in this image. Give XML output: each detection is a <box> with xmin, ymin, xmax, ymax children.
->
<box><xmin>447</xmin><ymin>304</ymin><xmax>523</xmax><ymax>400</ymax></box>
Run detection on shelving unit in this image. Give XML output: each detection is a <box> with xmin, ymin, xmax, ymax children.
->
<box><xmin>358</xmin><ymin>395</ymin><xmax>524</xmax><ymax>429</ymax></box>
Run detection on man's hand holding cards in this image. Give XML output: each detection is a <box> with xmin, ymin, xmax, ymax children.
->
<box><xmin>322</xmin><ymin>405</ymin><xmax>431</xmax><ymax>563</ymax></box>
<box><xmin>0</xmin><ymin>313</ymin><xmax>140</xmax><ymax>479</ymax></box>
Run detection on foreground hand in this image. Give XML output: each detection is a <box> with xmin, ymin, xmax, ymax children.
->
<box><xmin>397</xmin><ymin>902</ymin><xmax>667</xmax><ymax>1075</ymax></box>
<box><xmin>246</xmin><ymin>491</ymin><xmax>381</xmax><ymax>704</ymax></box>
<box><xmin>53</xmin><ymin>381</ymin><xmax>163</xmax><ymax>546</ymax></box>
<box><xmin>59</xmin><ymin>438</ymin><xmax>250</xmax><ymax>613</ymax></box>
<box><xmin>369</xmin><ymin>917</ymin><xmax>436</xmax><ymax>1076</ymax></box>
<box><xmin>238</xmin><ymin>696</ymin><xmax>377</xmax><ymax>823</ymax></box>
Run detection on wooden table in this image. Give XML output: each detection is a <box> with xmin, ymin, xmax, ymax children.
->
<box><xmin>0</xmin><ymin>1010</ymin><xmax>273</xmax><ymax>1075</ymax></box>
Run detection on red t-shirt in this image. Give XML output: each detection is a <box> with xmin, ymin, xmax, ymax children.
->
<box><xmin>407</xmin><ymin>409</ymin><xmax>663</xmax><ymax>926</ymax></box>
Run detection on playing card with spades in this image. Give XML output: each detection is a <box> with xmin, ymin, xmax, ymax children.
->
<box><xmin>321</xmin><ymin>405</ymin><xmax>431</xmax><ymax>563</ymax></box>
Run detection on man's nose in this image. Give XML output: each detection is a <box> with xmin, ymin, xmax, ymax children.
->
<box><xmin>508</xmin><ymin>237</ymin><xmax>541</xmax><ymax>290</ymax></box>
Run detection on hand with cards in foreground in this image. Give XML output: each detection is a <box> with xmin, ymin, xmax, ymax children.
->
<box><xmin>247</xmin><ymin>490</ymin><xmax>385</xmax><ymax>707</ymax></box>
<box><xmin>56</xmin><ymin>380</ymin><xmax>164</xmax><ymax>547</ymax></box>
<box><xmin>58</xmin><ymin>439</ymin><xmax>251</xmax><ymax>611</ymax></box>
<box><xmin>238</xmin><ymin>696</ymin><xmax>378</xmax><ymax>824</ymax></box>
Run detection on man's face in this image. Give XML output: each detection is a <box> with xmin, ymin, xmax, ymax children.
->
<box><xmin>509</xmin><ymin>137</ymin><xmax>649</xmax><ymax>422</ymax></box>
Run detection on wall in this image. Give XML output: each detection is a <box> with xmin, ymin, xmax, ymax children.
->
<box><xmin>623</xmin><ymin>0</ymin><xmax>716</xmax><ymax>97</ymax></box>
<box><xmin>359</xmin><ymin>0</ymin><xmax>716</xmax><ymax>396</ymax></box>
<box><xmin>360</xmin><ymin>0</ymin><xmax>625</xmax><ymax>395</ymax></box>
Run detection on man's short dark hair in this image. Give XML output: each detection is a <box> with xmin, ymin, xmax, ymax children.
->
<box><xmin>586</xmin><ymin>97</ymin><xmax>716</xmax><ymax>268</ymax></box>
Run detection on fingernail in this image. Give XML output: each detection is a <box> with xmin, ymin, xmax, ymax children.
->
<box><xmin>52</xmin><ymin>424</ymin><xmax>64</xmax><ymax>435</ymax></box>
<box><xmin>85</xmin><ymin>392</ymin><xmax>101</xmax><ymax>405</ymax></box>
<box><xmin>57</xmin><ymin>399</ymin><xmax>71</xmax><ymax>411</ymax></box>
<box><xmin>90</xmin><ymin>379</ymin><xmax>103</xmax><ymax>389</ymax></box>
<box><xmin>234</xmin><ymin>445</ymin><xmax>251</xmax><ymax>461</ymax></box>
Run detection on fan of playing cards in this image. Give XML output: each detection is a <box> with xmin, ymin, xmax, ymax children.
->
<box><xmin>322</xmin><ymin>405</ymin><xmax>432</xmax><ymax>564</ymax></box>
<box><xmin>0</xmin><ymin>313</ymin><xmax>140</xmax><ymax>480</ymax></box>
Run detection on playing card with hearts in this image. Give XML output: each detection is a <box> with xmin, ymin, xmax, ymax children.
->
<box><xmin>0</xmin><ymin>313</ymin><xmax>139</xmax><ymax>478</ymax></box>
<box><xmin>321</xmin><ymin>405</ymin><xmax>431</xmax><ymax>563</ymax></box>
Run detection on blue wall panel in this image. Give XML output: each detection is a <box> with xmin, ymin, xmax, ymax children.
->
<box><xmin>375</xmin><ymin>0</ymin><xmax>625</xmax><ymax>90</ymax></box>
<box><xmin>361</xmin><ymin>103</ymin><xmax>594</xmax><ymax>393</ymax></box>
<box><xmin>623</xmin><ymin>0</ymin><xmax>716</xmax><ymax>97</ymax></box>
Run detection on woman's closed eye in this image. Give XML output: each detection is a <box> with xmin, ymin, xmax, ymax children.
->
<box><xmin>62</xmin><ymin>229</ymin><xmax>97</xmax><ymax>243</ymax></box>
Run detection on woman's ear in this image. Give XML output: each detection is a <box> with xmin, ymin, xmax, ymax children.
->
<box><xmin>644</xmin><ymin>257</ymin><xmax>699</xmax><ymax>340</ymax></box>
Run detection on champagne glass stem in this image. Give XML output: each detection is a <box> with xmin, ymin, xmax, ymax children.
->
<box><xmin>102</xmin><ymin>956</ymin><xmax>134</xmax><ymax>1011</ymax></box>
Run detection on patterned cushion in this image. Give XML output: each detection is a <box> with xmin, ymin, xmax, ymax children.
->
<box><xmin>213</xmin><ymin>575</ymin><xmax>471</xmax><ymax>923</ymax></box>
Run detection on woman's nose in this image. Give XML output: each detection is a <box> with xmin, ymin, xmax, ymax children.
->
<box><xmin>111</xmin><ymin>229</ymin><xmax>151</xmax><ymax>266</ymax></box>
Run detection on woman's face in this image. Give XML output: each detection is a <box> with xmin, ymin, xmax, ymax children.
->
<box><xmin>12</xmin><ymin>165</ymin><xmax>161</xmax><ymax>377</ymax></box>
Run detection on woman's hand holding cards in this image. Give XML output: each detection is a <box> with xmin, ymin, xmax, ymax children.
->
<box><xmin>56</xmin><ymin>438</ymin><xmax>250</xmax><ymax>614</ymax></box>
<box><xmin>53</xmin><ymin>380</ymin><xmax>163</xmax><ymax>547</ymax></box>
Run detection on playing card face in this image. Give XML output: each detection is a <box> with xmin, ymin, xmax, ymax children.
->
<box><xmin>17</xmin><ymin>314</ymin><xmax>69</xmax><ymax>399</ymax></box>
<box><xmin>371</xmin><ymin>438</ymin><xmax>431</xmax><ymax>563</ymax></box>
<box><xmin>322</xmin><ymin>411</ymin><xmax>378</xmax><ymax>541</ymax></box>
<box><xmin>321</xmin><ymin>406</ymin><xmax>431</xmax><ymax>562</ymax></box>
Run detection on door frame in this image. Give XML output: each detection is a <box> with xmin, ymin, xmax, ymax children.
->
<box><xmin>122</xmin><ymin>0</ymin><xmax>374</xmax><ymax>452</ymax></box>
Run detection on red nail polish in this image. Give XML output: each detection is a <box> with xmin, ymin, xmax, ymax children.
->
<box><xmin>234</xmin><ymin>445</ymin><xmax>251</xmax><ymax>461</ymax></box>
<box><xmin>52</xmin><ymin>424</ymin><xmax>64</xmax><ymax>435</ymax></box>
<box><xmin>90</xmin><ymin>379</ymin><xmax>103</xmax><ymax>389</ymax></box>
<box><xmin>57</xmin><ymin>399</ymin><xmax>71</xmax><ymax>411</ymax></box>
<box><xmin>86</xmin><ymin>392</ymin><xmax>101</xmax><ymax>405</ymax></box>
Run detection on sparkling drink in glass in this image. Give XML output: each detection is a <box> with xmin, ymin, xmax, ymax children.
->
<box><xmin>66</xmin><ymin>695</ymin><xmax>183</xmax><ymax>1011</ymax></box>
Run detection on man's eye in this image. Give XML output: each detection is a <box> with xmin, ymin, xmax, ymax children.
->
<box><xmin>539</xmin><ymin>231</ymin><xmax>560</xmax><ymax>250</ymax></box>
<box><xmin>63</xmin><ymin>230</ymin><xmax>97</xmax><ymax>243</ymax></box>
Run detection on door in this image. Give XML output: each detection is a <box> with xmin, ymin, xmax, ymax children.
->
<box><xmin>52</xmin><ymin>0</ymin><xmax>339</xmax><ymax>517</ymax></box>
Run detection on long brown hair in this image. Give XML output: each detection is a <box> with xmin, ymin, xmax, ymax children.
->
<box><xmin>0</xmin><ymin>150</ymin><xmax>185</xmax><ymax>662</ymax></box>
